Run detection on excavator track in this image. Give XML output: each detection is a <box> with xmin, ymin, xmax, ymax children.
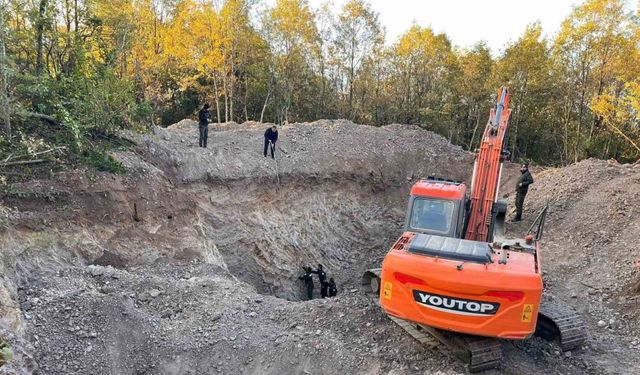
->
<box><xmin>362</xmin><ymin>269</ymin><xmax>502</xmax><ymax>372</ymax></box>
<box><xmin>535</xmin><ymin>294</ymin><xmax>587</xmax><ymax>351</ymax></box>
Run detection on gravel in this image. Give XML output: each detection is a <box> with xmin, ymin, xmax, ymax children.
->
<box><xmin>2</xmin><ymin>121</ymin><xmax>640</xmax><ymax>374</ymax></box>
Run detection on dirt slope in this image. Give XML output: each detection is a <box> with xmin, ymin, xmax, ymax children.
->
<box><xmin>508</xmin><ymin>159</ymin><xmax>640</xmax><ymax>374</ymax></box>
<box><xmin>1</xmin><ymin>120</ymin><xmax>639</xmax><ymax>375</ymax></box>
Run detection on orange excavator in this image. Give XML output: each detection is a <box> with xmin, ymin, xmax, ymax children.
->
<box><xmin>362</xmin><ymin>87</ymin><xmax>586</xmax><ymax>371</ymax></box>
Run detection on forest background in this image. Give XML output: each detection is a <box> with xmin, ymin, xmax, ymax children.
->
<box><xmin>0</xmin><ymin>0</ymin><xmax>638</xmax><ymax>176</ymax></box>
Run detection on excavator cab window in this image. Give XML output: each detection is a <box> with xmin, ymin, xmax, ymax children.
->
<box><xmin>409</xmin><ymin>198</ymin><xmax>456</xmax><ymax>235</ymax></box>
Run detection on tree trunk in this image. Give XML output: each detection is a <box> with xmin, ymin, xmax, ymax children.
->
<box><xmin>468</xmin><ymin>110</ymin><xmax>481</xmax><ymax>151</ymax></box>
<box><xmin>35</xmin><ymin>0</ymin><xmax>49</xmax><ymax>76</ymax></box>
<box><xmin>348</xmin><ymin>36</ymin><xmax>355</xmax><ymax>119</ymax></box>
<box><xmin>0</xmin><ymin>6</ymin><xmax>10</xmax><ymax>137</ymax></box>
<box><xmin>74</xmin><ymin>0</ymin><xmax>78</xmax><ymax>33</ymax></box>
<box><xmin>223</xmin><ymin>75</ymin><xmax>229</xmax><ymax>123</ymax></box>
<box><xmin>260</xmin><ymin>89</ymin><xmax>271</xmax><ymax>124</ymax></box>
<box><xmin>575</xmin><ymin>57</ymin><xmax>591</xmax><ymax>163</ymax></box>
<box><xmin>229</xmin><ymin>54</ymin><xmax>235</xmax><ymax>122</ymax></box>
<box><xmin>63</xmin><ymin>0</ymin><xmax>73</xmax><ymax>75</ymax></box>
<box><xmin>213</xmin><ymin>75</ymin><xmax>221</xmax><ymax>124</ymax></box>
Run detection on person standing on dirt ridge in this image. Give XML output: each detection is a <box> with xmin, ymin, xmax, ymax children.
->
<box><xmin>264</xmin><ymin>125</ymin><xmax>278</xmax><ymax>159</ymax></box>
<box><xmin>512</xmin><ymin>163</ymin><xmax>534</xmax><ymax>222</ymax></box>
<box><xmin>198</xmin><ymin>103</ymin><xmax>212</xmax><ymax>148</ymax></box>
<box><xmin>311</xmin><ymin>264</ymin><xmax>328</xmax><ymax>298</ymax></box>
<box><xmin>327</xmin><ymin>278</ymin><xmax>337</xmax><ymax>298</ymax></box>
<box><xmin>299</xmin><ymin>266</ymin><xmax>314</xmax><ymax>300</ymax></box>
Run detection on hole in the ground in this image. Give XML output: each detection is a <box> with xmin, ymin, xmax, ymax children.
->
<box><xmin>91</xmin><ymin>250</ymin><xmax>127</xmax><ymax>269</ymax></box>
<box><xmin>201</xmin><ymin>178</ymin><xmax>406</xmax><ymax>301</ymax></box>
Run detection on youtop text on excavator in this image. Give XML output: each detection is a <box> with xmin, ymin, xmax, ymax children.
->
<box><xmin>362</xmin><ymin>87</ymin><xmax>587</xmax><ymax>372</ymax></box>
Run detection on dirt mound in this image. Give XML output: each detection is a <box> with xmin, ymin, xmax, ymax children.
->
<box><xmin>515</xmin><ymin>159</ymin><xmax>640</xmax><ymax>338</ymax></box>
<box><xmin>137</xmin><ymin>119</ymin><xmax>471</xmax><ymax>183</ymax></box>
<box><xmin>524</xmin><ymin>159</ymin><xmax>640</xmax><ymax>292</ymax></box>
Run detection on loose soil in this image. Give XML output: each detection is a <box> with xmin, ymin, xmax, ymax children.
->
<box><xmin>1</xmin><ymin>120</ymin><xmax>639</xmax><ymax>375</ymax></box>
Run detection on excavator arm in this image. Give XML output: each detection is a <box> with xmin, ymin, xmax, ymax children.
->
<box><xmin>464</xmin><ymin>86</ymin><xmax>511</xmax><ymax>242</ymax></box>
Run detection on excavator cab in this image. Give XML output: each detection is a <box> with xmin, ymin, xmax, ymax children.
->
<box><xmin>405</xmin><ymin>178</ymin><xmax>467</xmax><ymax>239</ymax></box>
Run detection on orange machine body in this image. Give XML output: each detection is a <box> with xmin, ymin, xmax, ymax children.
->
<box><xmin>379</xmin><ymin>231</ymin><xmax>543</xmax><ymax>339</ymax></box>
<box><xmin>378</xmin><ymin>87</ymin><xmax>543</xmax><ymax>340</ymax></box>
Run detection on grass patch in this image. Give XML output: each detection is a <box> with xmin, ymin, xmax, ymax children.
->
<box><xmin>81</xmin><ymin>149</ymin><xmax>126</xmax><ymax>174</ymax></box>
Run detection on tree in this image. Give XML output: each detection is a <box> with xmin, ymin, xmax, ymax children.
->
<box><xmin>453</xmin><ymin>43</ymin><xmax>494</xmax><ymax>150</ymax></box>
<box><xmin>0</xmin><ymin>0</ymin><xmax>11</xmax><ymax>137</ymax></box>
<box><xmin>333</xmin><ymin>0</ymin><xmax>383</xmax><ymax>119</ymax></box>
<box><xmin>34</xmin><ymin>0</ymin><xmax>49</xmax><ymax>76</ymax></box>
<box><xmin>493</xmin><ymin>24</ymin><xmax>556</xmax><ymax>162</ymax></box>
<box><xmin>553</xmin><ymin>0</ymin><xmax>631</xmax><ymax>162</ymax></box>
<box><xmin>590</xmin><ymin>13</ymin><xmax>640</xmax><ymax>161</ymax></box>
<box><xmin>386</xmin><ymin>25</ymin><xmax>458</xmax><ymax>133</ymax></box>
<box><xmin>263</xmin><ymin>0</ymin><xmax>319</xmax><ymax>122</ymax></box>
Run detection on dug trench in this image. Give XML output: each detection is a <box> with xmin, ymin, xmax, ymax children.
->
<box><xmin>1</xmin><ymin>120</ymin><xmax>639</xmax><ymax>375</ymax></box>
<box><xmin>197</xmin><ymin>177</ymin><xmax>408</xmax><ymax>301</ymax></box>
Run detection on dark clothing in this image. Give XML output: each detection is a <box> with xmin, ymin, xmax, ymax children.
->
<box><xmin>311</xmin><ymin>269</ymin><xmax>328</xmax><ymax>298</ymax></box>
<box><xmin>198</xmin><ymin>107</ymin><xmax>211</xmax><ymax>148</ymax></box>
<box><xmin>264</xmin><ymin>138</ymin><xmax>275</xmax><ymax>159</ymax></box>
<box><xmin>514</xmin><ymin>170</ymin><xmax>533</xmax><ymax>220</ymax></box>
<box><xmin>264</xmin><ymin>127</ymin><xmax>278</xmax><ymax>143</ymax></box>
<box><xmin>320</xmin><ymin>282</ymin><xmax>328</xmax><ymax>298</ymax></box>
<box><xmin>328</xmin><ymin>280</ymin><xmax>337</xmax><ymax>297</ymax></box>
<box><xmin>199</xmin><ymin>125</ymin><xmax>208</xmax><ymax>148</ymax></box>
<box><xmin>299</xmin><ymin>271</ymin><xmax>314</xmax><ymax>300</ymax></box>
<box><xmin>198</xmin><ymin>108</ymin><xmax>211</xmax><ymax>126</ymax></box>
<box><xmin>516</xmin><ymin>170</ymin><xmax>534</xmax><ymax>193</ymax></box>
<box><xmin>264</xmin><ymin>128</ymin><xmax>278</xmax><ymax>158</ymax></box>
<box><xmin>311</xmin><ymin>269</ymin><xmax>327</xmax><ymax>283</ymax></box>
<box><xmin>515</xmin><ymin>190</ymin><xmax>526</xmax><ymax>221</ymax></box>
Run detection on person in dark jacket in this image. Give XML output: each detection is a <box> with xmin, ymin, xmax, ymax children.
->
<box><xmin>311</xmin><ymin>264</ymin><xmax>328</xmax><ymax>298</ymax></box>
<box><xmin>264</xmin><ymin>125</ymin><xmax>278</xmax><ymax>159</ymax></box>
<box><xmin>198</xmin><ymin>103</ymin><xmax>212</xmax><ymax>148</ymax></box>
<box><xmin>513</xmin><ymin>163</ymin><xmax>534</xmax><ymax>222</ymax></box>
<box><xmin>298</xmin><ymin>266</ymin><xmax>314</xmax><ymax>300</ymax></box>
<box><xmin>327</xmin><ymin>278</ymin><xmax>337</xmax><ymax>297</ymax></box>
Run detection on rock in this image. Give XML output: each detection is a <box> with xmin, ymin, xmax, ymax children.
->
<box><xmin>149</xmin><ymin>289</ymin><xmax>161</xmax><ymax>298</ymax></box>
<box><xmin>597</xmin><ymin>320</ymin><xmax>606</xmax><ymax>328</ymax></box>
<box><xmin>565</xmin><ymin>351</ymin><xmax>572</xmax><ymax>357</ymax></box>
<box><xmin>249</xmin><ymin>312</ymin><xmax>257</xmax><ymax>317</ymax></box>
<box><xmin>87</xmin><ymin>265</ymin><xmax>104</xmax><ymax>277</ymax></box>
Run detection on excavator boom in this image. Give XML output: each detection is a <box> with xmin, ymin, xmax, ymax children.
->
<box><xmin>465</xmin><ymin>87</ymin><xmax>511</xmax><ymax>242</ymax></box>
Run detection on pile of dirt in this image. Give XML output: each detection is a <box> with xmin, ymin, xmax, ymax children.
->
<box><xmin>140</xmin><ymin>120</ymin><xmax>472</xmax><ymax>183</ymax></box>
<box><xmin>508</xmin><ymin>158</ymin><xmax>640</xmax><ymax>365</ymax></box>
<box><xmin>1</xmin><ymin>120</ymin><xmax>639</xmax><ymax>375</ymax></box>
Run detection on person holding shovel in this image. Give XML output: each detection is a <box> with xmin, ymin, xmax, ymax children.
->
<box><xmin>263</xmin><ymin>125</ymin><xmax>278</xmax><ymax>159</ymax></box>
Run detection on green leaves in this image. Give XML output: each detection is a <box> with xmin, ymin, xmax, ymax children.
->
<box><xmin>0</xmin><ymin>336</ymin><xmax>12</xmax><ymax>367</ymax></box>
<box><xmin>1</xmin><ymin>0</ymin><xmax>639</xmax><ymax>167</ymax></box>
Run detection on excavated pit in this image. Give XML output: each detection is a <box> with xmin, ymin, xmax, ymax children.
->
<box><xmin>195</xmin><ymin>178</ymin><xmax>408</xmax><ymax>300</ymax></box>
